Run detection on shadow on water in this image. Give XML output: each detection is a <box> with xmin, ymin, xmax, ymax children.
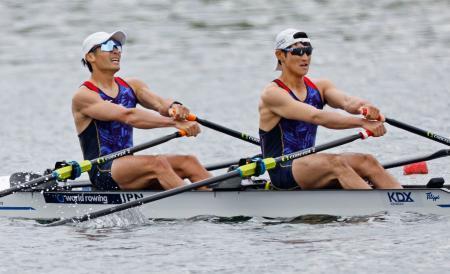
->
<box><xmin>150</xmin><ymin>213</ymin><xmax>389</xmax><ymax>226</ymax></box>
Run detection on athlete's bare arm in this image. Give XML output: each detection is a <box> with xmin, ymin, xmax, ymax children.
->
<box><xmin>259</xmin><ymin>83</ymin><xmax>386</xmax><ymax>136</ymax></box>
<box><xmin>125</xmin><ymin>78</ymin><xmax>189</xmax><ymax>120</ymax></box>
<box><xmin>72</xmin><ymin>87</ymin><xmax>199</xmax><ymax>136</ymax></box>
<box><xmin>315</xmin><ymin>78</ymin><xmax>381</xmax><ymax>120</ymax></box>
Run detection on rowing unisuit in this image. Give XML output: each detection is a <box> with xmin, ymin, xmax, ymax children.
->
<box><xmin>78</xmin><ymin>77</ymin><xmax>137</xmax><ymax>189</ymax></box>
<box><xmin>259</xmin><ymin>76</ymin><xmax>324</xmax><ymax>189</ymax></box>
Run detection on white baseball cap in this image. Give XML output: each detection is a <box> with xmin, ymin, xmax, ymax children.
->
<box><xmin>81</xmin><ymin>30</ymin><xmax>127</xmax><ymax>60</ymax></box>
<box><xmin>274</xmin><ymin>28</ymin><xmax>311</xmax><ymax>70</ymax></box>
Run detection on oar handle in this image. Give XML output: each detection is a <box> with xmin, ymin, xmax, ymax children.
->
<box><xmin>187</xmin><ymin>113</ymin><xmax>197</xmax><ymax>121</ymax></box>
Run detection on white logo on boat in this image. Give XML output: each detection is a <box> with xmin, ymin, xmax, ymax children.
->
<box><xmin>56</xmin><ymin>194</ymin><xmax>108</xmax><ymax>204</ymax></box>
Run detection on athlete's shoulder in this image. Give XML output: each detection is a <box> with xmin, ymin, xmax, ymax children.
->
<box><xmin>121</xmin><ymin>77</ymin><xmax>144</xmax><ymax>88</ymax></box>
<box><xmin>261</xmin><ymin>81</ymin><xmax>292</xmax><ymax>107</ymax></box>
<box><xmin>307</xmin><ymin>78</ymin><xmax>335</xmax><ymax>91</ymax></box>
<box><xmin>73</xmin><ymin>83</ymin><xmax>102</xmax><ymax>106</ymax></box>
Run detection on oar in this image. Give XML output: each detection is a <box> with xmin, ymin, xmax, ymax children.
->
<box><xmin>187</xmin><ymin>114</ymin><xmax>260</xmax><ymax>146</ymax></box>
<box><xmin>46</xmin><ymin>130</ymin><xmax>372</xmax><ymax>226</ymax></box>
<box><xmin>205</xmin><ymin>154</ymin><xmax>262</xmax><ymax>171</ymax></box>
<box><xmin>382</xmin><ymin>149</ymin><xmax>450</xmax><ymax>169</ymax></box>
<box><xmin>0</xmin><ymin>131</ymin><xmax>186</xmax><ymax>198</ymax></box>
<box><xmin>384</xmin><ymin>118</ymin><xmax>450</xmax><ymax>147</ymax></box>
<box><xmin>361</xmin><ymin>109</ymin><xmax>450</xmax><ymax>146</ymax></box>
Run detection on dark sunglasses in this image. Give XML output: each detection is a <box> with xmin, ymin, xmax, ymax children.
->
<box><xmin>282</xmin><ymin>46</ymin><xmax>313</xmax><ymax>56</ymax></box>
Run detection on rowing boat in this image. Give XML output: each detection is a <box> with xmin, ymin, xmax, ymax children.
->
<box><xmin>0</xmin><ymin>118</ymin><xmax>447</xmax><ymax>224</ymax></box>
<box><xmin>0</xmin><ymin>174</ymin><xmax>449</xmax><ymax>221</ymax></box>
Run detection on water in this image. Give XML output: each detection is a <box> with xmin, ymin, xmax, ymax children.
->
<box><xmin>0</xmin><ymin>0</ymin><xmax>450</xmax><ymax>273</ymax></box>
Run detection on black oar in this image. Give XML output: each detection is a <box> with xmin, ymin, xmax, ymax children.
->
<box><xmin>384</xmin><ymin>117</ymin><xmax>450</xmax><ymax>147</ymax></box>
<box><xmin>205</xmin><ymin>154</ymin><xmax>262</xmax><ymax>171</ymax></box>
<box><xmin>0</xmin><ymin>131</ymin><xmax>186</xmax><ymax>198</ymax></box>
<box><xmin>187</xmin><ymin>114</ymin><xmax>260</xmax><ymax>146</ymax></box>
<box><xmin>361</xmin><ymin>109</ymin><xmax>450</xmax><ymax>146</ymax></box>
<box><xmin>382</xmin><ymin>149</ymin><xmax>450</xmax><ymax>169</ymax></box>
<box><xmin>46</xmin><ymin>130</ymin><xmax>372</xmax><ymax>226</ymax></box>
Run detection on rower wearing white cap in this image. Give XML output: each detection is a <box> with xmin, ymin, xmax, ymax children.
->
<box><xmin>72</xmin><ymin>31</ymin><xmax>211</xmax><ymax>190</ymax></box>
<box><xmin>258</xmin><ymin>28</ymin><xmax>402</xmax><ymax>189</ymax></box>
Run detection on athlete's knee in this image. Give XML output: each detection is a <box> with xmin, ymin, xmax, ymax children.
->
<box><xmin>329</xmin><ymin>155</ymin><xmax>351</xmax><ymax>174</ymax></box>
<box><xmin>359</xmin><ymin>153</ymin><xmax>382</xmax><ymax>169</ymax></box>
<box><xmin>147</xmin><ymin>155</ymin><xmax>172</xmax><ymax>173</ymax></box>
<box><xmin>180</xmin><ymin>154</ymin><xmax>202</xmax><ymax>168</ymax></box>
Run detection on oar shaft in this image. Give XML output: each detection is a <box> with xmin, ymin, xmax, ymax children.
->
<box><xmin>0</xmin><ymin>173</ymin><xmax>54</xmax><ymax>197</ymax></box>
<box><xmin>89</xmin><ymin>132</ymin><xmax>183</xmax><ymax>166</ymax></box>
<box><xmin>382</xmin><ymin>149</ymin><xmax>450</xmax><ymax>169</ymax></box>
<box><xmin>205</xmin><ymin>160</ymin><xmax>237</xmax><ymax>171</ymax></box>
<box><xmin>205</xmin><ymin>154</ymin><xmax>263</xmax><ymax>171</ymax></box>
<box><xmin>0</xmin><ymin>131</ymin><xmax>185</xmax><ymax>198</ymax></box>
<box><xmin>188</xmin><ymin>114</ymin><xmax>260</xmax><ymax>146</ymax></box>
<box><xmin>385</xmin><ymin>118</ymin><xmax>450</xmax><ymax>146</ymax></box>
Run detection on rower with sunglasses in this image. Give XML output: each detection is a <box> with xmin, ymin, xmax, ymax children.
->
<box><xmin>258</xmin><ymin>28</ymin><xmax>402</xmax><ymax>190</ymax></box>
<box><xmin>72</xmin><ymin>31</ymin><xmax>211</xmax><ymax>190</ymax></box>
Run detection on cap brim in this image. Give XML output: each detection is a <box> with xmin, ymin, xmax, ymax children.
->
<box><xmin>110</xmin><ymin>31</ymin><xmax>127</xmax><ymax>45</ymax></box>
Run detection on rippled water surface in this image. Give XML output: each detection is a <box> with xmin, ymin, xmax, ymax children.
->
<box><xmin>0</xmin><ymin>0</ymin><xmax>449</xmax><ymax>273</ymax></box>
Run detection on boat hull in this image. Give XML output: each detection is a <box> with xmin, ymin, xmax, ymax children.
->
<box><xmin>0</xmin><ymin>188</ymin><xmax>449</xmax><ymax>220</ymax></box>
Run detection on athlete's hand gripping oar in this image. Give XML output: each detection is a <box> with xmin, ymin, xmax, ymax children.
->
<box><xmin>361</xmin><ymin>108</ymin><xmax>450</xmax><ymax>146</ymax></box>
<box><xmin>0</xmin><ymin>131</ymin><xmax>187</xmax><ymax>198</ymax></box>
<box><xmin>46</xmin><ymin>130</ymin><xmax>372</xmax><ymax>226</ymax></box>
<box><xmin>186</xmin><ymin>114</ymin><xmax>260</xmax><ymax>146</ymax></box>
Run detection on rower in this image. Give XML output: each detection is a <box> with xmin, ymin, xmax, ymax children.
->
<box><xmin>72</xmin><ymin>30</ymin><xmax>211</xmax><ymax>190</ymax></box>
<box><xmin>258</xmin><ymin>28</ymin><xmax>403</xmax><ymax>190</ymax></box>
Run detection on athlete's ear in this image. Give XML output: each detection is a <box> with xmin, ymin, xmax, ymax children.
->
<box><xmin>275</xmin><ymin>50</ymin><xmax>286</xmax><ymax>65</ymax></box>
<box><xmin>85</xmin><ymin>52</ymin><xmax>96</xmax><ymax>63</ymax></box>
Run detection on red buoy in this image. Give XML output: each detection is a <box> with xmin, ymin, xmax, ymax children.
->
<box><xmin>403</xmin><ymin>161</ymin><xmax>429</xmax><ymax>175</ymax></box>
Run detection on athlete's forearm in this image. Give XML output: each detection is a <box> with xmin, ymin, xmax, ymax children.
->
<box><xmin>342</xmin><ymin>96</ymin><xmax>369</xmax><ymax>115</ymax></box>
<box><xmin>156</xmin><ymin>98</ymin><xmax>173</xmax><ymax>117</ymax></box>
<box><xmin>124</xmin><ymin>108</ymin><xmax>175</xmax><ymax>129</ymax></box>
<box><xmin>313</xmin><ymin>111</ymin><xmax>365</xmax><ymax>129</ymax></box>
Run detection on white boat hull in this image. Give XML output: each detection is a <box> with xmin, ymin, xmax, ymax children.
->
<box><xmin>0</xmin><ymin>188</ymin><xmax>449</xmax><ymax>220</ymax></box>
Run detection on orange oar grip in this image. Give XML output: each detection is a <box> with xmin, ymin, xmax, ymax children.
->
<box><xmin>186</xmin><ymin>113</ymin><xmax>197</xmax><ymax>121</ymax></box>
<box><xmin>178</xmin><ymin>129</ymin><xmax>187</xmax><ymax>136</ymax></box>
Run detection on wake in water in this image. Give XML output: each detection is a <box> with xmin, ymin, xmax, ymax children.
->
<box><xmin>67</xmin><ymin>208</ymin><xmax>149</xmax><ymax>229</ymax></box>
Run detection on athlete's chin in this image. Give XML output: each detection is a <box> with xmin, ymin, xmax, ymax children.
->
<box><xmin>109</xmin><ymin>67</ymin><xmax>120</xmax><ymax>73</ymax></box>
<box><xmin>294</xmin><ymin>67</ymin><xmax>309</xmax><ymax>77</ymax></box>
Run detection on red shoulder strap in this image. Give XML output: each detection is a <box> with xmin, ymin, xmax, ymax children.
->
<box><xmin>272</xmin><ymin>79</ymin><xmax>292</xmax><ymax>93</ymax></box>
<box><xmin>115</xmin><ymin>77</ymin><xmax>130</xmax><ymax>88</ymax></box>
<box><xmin>304</xmin><ymin>76</ymin><xmax>319</xmax><ymax>91</ymax></box>
<box><xmin>81</xmin><ymin>81</ymin><xmax>100</xmax><ymax>93</ymax></box>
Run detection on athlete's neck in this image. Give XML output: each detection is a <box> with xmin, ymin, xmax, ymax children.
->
<box><xmin>89</xmin><ymin>71</ymin><xmax>117</xmax><ymax>94</ymax></box>
<box><xmin>278</xmin><ymin>71</ymin><xmax>306</xmax><ymax>92</ymax></box>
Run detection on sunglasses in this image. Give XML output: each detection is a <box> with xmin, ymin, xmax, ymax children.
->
<box><xmin>90</xmin><ymin>40</ymin><xmax>122</xmax><ymax>53</ymax></box>
<box><xmin>282</xmin><ymin>46</ymin><xmax>313</xmax><ymax>56</ymax></box>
